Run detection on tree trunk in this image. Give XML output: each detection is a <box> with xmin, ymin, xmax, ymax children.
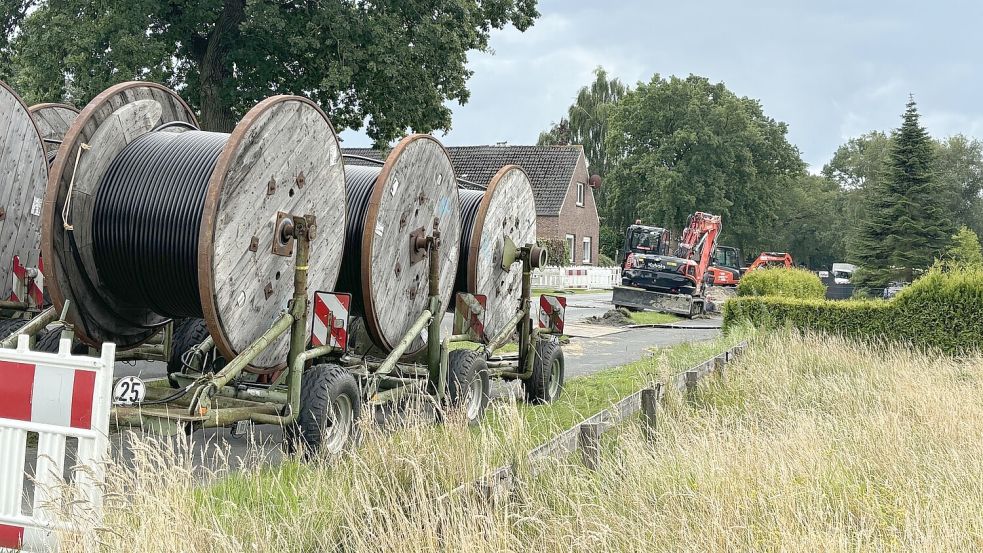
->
<box><xmin>198</xmin><ymin>0</ymin><xmax>245</xmax><ymax>132</ymax></box>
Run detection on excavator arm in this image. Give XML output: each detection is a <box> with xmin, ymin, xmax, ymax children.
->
<box><xmin>674</xmin><ymin>212</ymin><xmax>722</xmax><ymax>294</ymax></box>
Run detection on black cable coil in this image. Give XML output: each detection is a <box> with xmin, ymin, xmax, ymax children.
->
<box><xmin>454</xmin><ymin>189</ymin><xmax>484</xmax><ymax>297</ymax></box>
<box><xmin>92</xmin><ymin>130</ymin><xmax>228</xmax><ymax>318</ymax></box>
<box><xmin>337</xmin><ymin>165</ymin><xmax>381</xmax><ymax>315</ymax></box>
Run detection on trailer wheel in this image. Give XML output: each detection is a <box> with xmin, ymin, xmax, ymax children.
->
<box><xmin>167</xmin><ymin>318</ymin><xmax>212</xmax><ymax>378</ymax></box>
<box><xmin>293</xmin><ymin>364</ymin><xmax>360</xmax><ymax>456</ymax></box>
<box><xmin>523</xmin><ymin>338</ymin><xmax>565</xmax><ymax>404</ymax></box>
<box><xmin>0</xmin><ymin>318</ymin><xmax>26</xmax><ymax>339</ymax></box>
<box><xmin>447</xmin><ymin>349</ymin><xmax>490</xmax><ymax>424</ymax></box>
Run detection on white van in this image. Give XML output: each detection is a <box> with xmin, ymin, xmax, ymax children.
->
<box><xmin>831</xmin><ymin>263</ymin><xmax>856</xmax><ymax>285</ymax></box>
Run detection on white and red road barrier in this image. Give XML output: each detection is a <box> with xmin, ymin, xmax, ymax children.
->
<box><xmin>539</xmin><ymin>295</ymin><xmax>567</xmax><ymax>334</ymax></box>
<box><xmin>311</xmin><ymin>291</ymin><xmax>351</xmax><ymax>351</ymax></box>
<box><xmin>0</xmin><ymin>334</ymin><xmax>115</xmax><ymax>552</ymax></box>
<box><xmin>9</xmin><ymin>256</ymin><xmax>44</xmax><ymax>309</ymax></box>
<box><xmin>452</xmin><ymin>293</ymin><xmax>487</xmax><ymax>342</ymax></box>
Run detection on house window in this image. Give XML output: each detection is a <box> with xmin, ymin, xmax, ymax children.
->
<box><xmin>565</xmin><ymin>234</ymin><xmax>576</xmax><ymax>264</ymax></box>
<box><xmin>576</xmin><ymin>182</ymin><xmax>585</xmax><ymax>207</ymax></box>
<box><xmin>583</xmin><ymin>236</ymin><xmax>592</xmax><ymax>264</ymax></box>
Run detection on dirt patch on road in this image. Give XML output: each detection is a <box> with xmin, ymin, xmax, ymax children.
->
<box><xmin>584</xmin><ymin>308</ymin><xmax>634</xmax><ymax>327</ymax></box>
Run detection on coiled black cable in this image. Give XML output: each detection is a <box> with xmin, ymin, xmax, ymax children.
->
<box><xmin>454</xmin><ymin>189</ymin><xmax>484</xmax><ymax>296</ymax></box>
<box><xmin>92</xmin><ymin>130</ymin><xmax>228</xmax><ymax>318</ymax></box>
<box><xmin>337</xmin><ymin>165</ymin><xmax>381</xmax><ymax>315</ymax></box>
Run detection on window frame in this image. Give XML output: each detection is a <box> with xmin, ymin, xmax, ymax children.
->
<box><xmin>582</xmin><ymin>236</ymin><xmax>592</xmax><ymax>264</ymax></box>
<box><xmin>576</xmin><ymin>182</ymin><xmax>585</xmax><ymax>207</ymax></box>
<box><xmin>565</xmin><ymin>234</ymin><xmax>576</xmax><ymax>264</ymax></box>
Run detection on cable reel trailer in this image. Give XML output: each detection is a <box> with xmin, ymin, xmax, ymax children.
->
<box><xmin>40</xmin><ymin>81</ymin><xmax>354</xmax><ymax>452</ymax></box>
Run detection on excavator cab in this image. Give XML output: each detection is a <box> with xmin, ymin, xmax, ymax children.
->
<box><xmin>705</xmin><ymin>245</ymin><xmax>743</xmax><ymax>286</ymax></box>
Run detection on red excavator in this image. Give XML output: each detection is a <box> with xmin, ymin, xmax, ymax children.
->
<box><xmin>613</xmin><ymin>212</ymin><xmax>722</xmax><ymax>317</ymax></box>
<box><xmin>747</xmin><ymin>252</ymin><xmax>794</xmax><ymax>271</ymax></box>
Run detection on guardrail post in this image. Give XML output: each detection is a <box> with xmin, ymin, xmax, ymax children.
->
<box><xmin>685</xmin><ymin>370</ymin><xmax>699</xmax><ymax>399</ymax></box>
<box><xmin>579</xmin><ymin>423</ymin><xmax>602</xmax><ymax>471</ymax></box>
<box><xmin>641</xmin><ymin>383</ymin><xmax>663</xmax><ymax>442</ymax></box>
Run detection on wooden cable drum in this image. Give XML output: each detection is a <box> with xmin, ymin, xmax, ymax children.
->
<box><xmin>0</xmin><ymin>80</ymin><xmax>48</xmax><ymax>301</ymax></box>
<box><xmin>454</xmin><ymin>165</ymin><xmax>537</xmax><ymax>340</ymax></box>
<box><xmin>337</xmin><ymin>134</ymin><xmax>461</xmax><ymax>355</ymax></box>
<box><xmin>42</xmin><ymin>82</ymin><xmax>347</xmax><ymax>371</ymax></box>
<box><xmin>28</xmin><ymin>103</ymin><xmax>79</xmax><ymax>160</ymax></box>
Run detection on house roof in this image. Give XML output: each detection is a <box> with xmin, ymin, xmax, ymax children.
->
<box><xmin>341</xmin><ymin>144</ymin><xmax>584</xmax><ymax>216</ymax></box>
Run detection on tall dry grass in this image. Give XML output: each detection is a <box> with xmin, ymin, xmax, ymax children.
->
<box><xmin>61</xmin><ymin>332</ymin><xmax>983</xmax><ymax>552</ymax></box>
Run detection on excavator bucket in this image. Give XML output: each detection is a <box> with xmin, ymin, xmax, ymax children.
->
<box><xmin>612</xmin><ymin>285</ymin><xmax>704</xmax><ymax>318</ymax></box>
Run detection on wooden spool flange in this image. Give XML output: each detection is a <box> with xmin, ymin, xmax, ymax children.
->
<box><xmin>43</xmin><ymin>82</ymin><xmax>347</xmax><ymax>371</ymax></box>
<box><xmin>464</xmin><ymin>165</ymin><xmax>537</xmax><ymax>340</ymax></box>
<box><xmin>28</xmin><ymin>103</ymin><xmax>79</xmax><ymax>156</ymax></box>
<box><xmin>352</xmin><ymin>134</ymin><xmax>461</xmax><ymax>354</ymax></box>
<box><xmin>0</xmin><ymin>80</ymin><xmax>48</xmax><ymax>301</ymax></box>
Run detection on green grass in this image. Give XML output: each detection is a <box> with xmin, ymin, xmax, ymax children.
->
<box><xmin>448</xmin><ymin>341</ymin><xmax>519</xmax><ymax>354</ymax></box>
<box><xmin>627</xmin><ymin>311</ymin><xmax>682</xmax><ymax>325</ymax></box>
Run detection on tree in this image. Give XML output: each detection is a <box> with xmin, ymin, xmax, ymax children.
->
<box><xmin>772</xmin><ymin>175</ymin><xmax>850</xmax><ymax>268</ymax></box>
<box><xmin>935</xmin><ymin>135</ymin><xmax>983</xmax><ymax>236</ymax></box>
<box><xmin>945</xmin><ymin>226</ymin><xmax>983</xmax><ymax>266</ymax></box>
<box><xmin>7</xmin><ymin>0</ymin><xmax>539</xmax><ymax>141</ymax></box>
<box><xmin>604</xmin><ymin>74</ymin><xmax>805</xmax><ymax>256</ymax></box>
<box><xmin>821</xmin><ymin>132</ymin><xmax>892</xmax><ymax>191</ymax></box>
<box><xmin>852</xmin><ymin>97</ymin><xmax>955</xmax><ymax>285</ymax></box>
<box><xmin>538</xmin><ymin>67</ymin><xmax>627</xmax><ymax>218</ymax></box>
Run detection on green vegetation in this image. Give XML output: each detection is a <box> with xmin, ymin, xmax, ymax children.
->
<box><xmin>737</xmin><ymin>267</ymin><xmax>826</xmax><ymax>300</ymax></box>
<box><xmin>3</xmin><ymin>0</ymin><xmax>538</xmax><ymax>140</ymax></box>
<box><xmin>627</xmin><ymin>311</ymin><xmax>681</xmax><ymax>325</ymax></box>
<box><xmin>62</xmin><ymin>331</ymin><xmax>983</xmax><ymax>551</ymax></box>
<box><xmin>945</xmin><ymin>226</ymin><xmax>983</xmax><ymax>266</ymax></box>
<box><xmin>852</xmin><ymin>98</ymin><xmax>955</xmax><ymax>287</ymax></box>
<box><xmin>724</xmin><ymin>266</ymin><xmax>983</xmax><ymax>355</ymax></box>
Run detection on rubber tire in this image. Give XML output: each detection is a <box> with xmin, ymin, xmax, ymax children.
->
<box><xmin>167</xmin><ymin>318</ymin><xmax>211</xmax><ymax>376</ymax></box>
<box><xmin>34</xmin><ymin>328</ymin><xmax>88</xmax><ymax>354</ymax></box>
<box><xmin>447</xmin><ymin>349</ymin><xmax>491</xmax><ymax>425</ymax></box>
<box><xmin>0</xmin><ymin>318</ymin><xmax>26</xmax><ymax>338</ymax></box>
<box><xmin>293</xmin><ymin>364</ymin><xmax>361</xmax><ymax>457</ymax></box>
<box><xmin>523</xmin><ymin>338</ymin><xmax>565</xmax><ymax>404</ymax></box>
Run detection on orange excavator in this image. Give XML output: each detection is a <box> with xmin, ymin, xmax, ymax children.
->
<box><xmin>613</xmin><ymin>212</ymin><xmax>721</xmax><ymax>317</ymax></box>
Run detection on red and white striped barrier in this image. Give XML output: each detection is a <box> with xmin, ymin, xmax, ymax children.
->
<box><xmin>539</xmin><ymin>295</ymin><xmax>567</xmax><ymax>334</ymax></box>
<box><xmin>9</xmin><ymin>256</ymin><xmax>44</xmax><ymax>309</ymax></box>
<box><xmin>311</xmin><ymin>291</ymin><xmax>351</xmax><ymax>351</ymax></box>
<box><xmin>0</xmin><ymin>335</ymin><xmax>115</xmax><ymax>552</ymax></box>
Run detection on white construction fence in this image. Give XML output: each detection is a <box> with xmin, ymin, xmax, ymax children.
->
<box><xmin>531</xmin><ymin>266</ymin><xmax>621</xmax><ymax>290</ymax></box>
<box><xmin>0</xmin><ymin>335</ymin><xmax>116</xmax><ymax>552</ymax></box>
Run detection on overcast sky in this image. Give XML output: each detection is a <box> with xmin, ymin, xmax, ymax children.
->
<box><xmin>340</xmin><ymin>0</ymin><xmax>983</xmax><ymax>171</ymax></box>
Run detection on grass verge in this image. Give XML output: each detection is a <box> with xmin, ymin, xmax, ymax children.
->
<box><xmin>626</xmin><ymin>311</ymin><xmax>681</xmax><ymax>325</ymax></box>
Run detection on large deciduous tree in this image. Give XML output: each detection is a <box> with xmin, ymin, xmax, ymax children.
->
<box><xmin>852</xmin><ymin>97</ymin><xmax>954</xmax><ymax>286</ymax></box>
<box><xmin>7</xmin><ymin>0</ymin><xmax>538</xmax><ymax>141</ymax></box>
<box><xmin>604</xmin><ymin>74</ymin><xmax>805</xmax><ymax>256</ymax></box>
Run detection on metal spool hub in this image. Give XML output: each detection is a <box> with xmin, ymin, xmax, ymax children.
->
<box><xmin>0</xmin><ymin>80</ymin><xmax>48</xmax><ymax>301</ymax></box>
<box><xmin>338</xmin><ymin>134</ymin><xmax>461</xmax><ymax>355</ymax></box>
<box><xmin>456</xmin><ymin>165</ymin><xmax>538</xmax><ymax>340</ymax></box>
<box><xmin>42</xmin><ymin>82</ymin><xmax>347</xmax><ymax>371</ymax></box>
<box><xmin>28</xmin><ymin>103</ymin><xmax>79</xmax><ymax>158</ymax></box>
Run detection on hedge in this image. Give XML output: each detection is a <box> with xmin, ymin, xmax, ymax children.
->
<box><xmin>736</xmin><ymin>267</ymin><xmax>826</xmax><ymax>300</ymax></box>
<box><xmin>723</xmin><ymin>266</ymin><xmax>983</xmax><ymax>355</ymax></box>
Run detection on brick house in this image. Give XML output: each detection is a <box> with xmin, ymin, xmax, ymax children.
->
<box><xmin>342</xmin><ymin>144</ymin><xmax>600</xmax><ymax>264</ymax></box>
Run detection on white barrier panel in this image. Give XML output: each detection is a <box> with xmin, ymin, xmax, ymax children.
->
<box><xmin>0</xmin><ymin>335</ymin><xmax>115</xmax><ymax>552</ymax></box>
<box><xmin>530</xmin><ymin>266</ymin><xmax>621</xmax><ymax>290</ymax></box>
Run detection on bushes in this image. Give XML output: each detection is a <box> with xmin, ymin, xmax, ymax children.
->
<box><xmin>724</xmin><ymin>266</ymin><xmax>983</xmax><ymax>355</ymax></box>
<box><xmin>737</xmin><ymin>267</ymin><xmax>826</xmax><ymax>300</ymax></box>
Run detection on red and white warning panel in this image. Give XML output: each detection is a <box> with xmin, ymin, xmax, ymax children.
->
<box><xmin>0</xmin><ymin>335</ymin><xmax>115</xmax><ymax>552</ymax></box>
<box><xmin>9</xmin><ymin>255</ymin><xmax>44</xmax><ymax>309</ymax></box>
<box><xmin>311</xmin><ymin>291</ymin><xmax>351</xmax><ymax>351</ymax></box>
<box><xmin>538</xmin><ymin>294</ymin><xmax>567</xmax><ymax>334</ymax></box>
<box><xmin>453</xmin><ymin>293</ymin><xmax>487</xmax><ymax>342</ymax></box>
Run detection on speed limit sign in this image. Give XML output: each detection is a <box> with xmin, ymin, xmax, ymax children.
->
<box><xmin>112</xmin><ymin>376</ymin><xmax>146</xmax><ymax>406</ymax></box>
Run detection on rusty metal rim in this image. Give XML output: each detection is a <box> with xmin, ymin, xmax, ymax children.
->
<box><xmin>465</xmin><ymin>164</ymin><xmax>527</xmax><ymax>293</ymax></box>
<box><xmin>42</xmin><ymin>81</ymin><xmax>198</xmax><ymax>347</ymax></box>
<box><xmin>27</xmin><ymin>102</ymin><xmax>80</xmax><ymax>115</ymax></box>
<box><xmin>359</xmin><ymin>134</ymin><xmax>456</xmax><ymax>354</ymax></box>
<box><xmin>1</xmin><ymin>79</ymin><xmax>46</xmax><ymax>165</ymax></box>
<box><xmin>197</xmin><ymin>94</ymin><xmax>340</xmax><ymax>373</ymax></box>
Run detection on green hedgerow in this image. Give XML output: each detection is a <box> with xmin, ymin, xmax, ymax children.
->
<box><xmin>724</xmin><ymin>265</ymin><xmax>983</xmax><ymax>355</ymax></box>
<box><xmin>736</xmin><ymin>267</ymin><xmax>826</xmax><ymax>300</ymax></box>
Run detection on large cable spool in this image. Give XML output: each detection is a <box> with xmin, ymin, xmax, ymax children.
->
<box><xmin>42</xmin><ymin>82</ymin><xmax>346</xmax><ymax>370</ymax></box>
<box><xmin>28</xmin><ymin>103</ymin><xmax>79</xmax><ymax>159</ymax></box>
<box><xmin>338</xmin><ymin>134</ymin><xmax>461</xmax><ymax>355</ymax></box>
<box><xmin>0</xmin><ymin>80</ymin><xmax>48</xmax><ymax>301</ymax></box>
<box><xmin>454</xmin><ymin>165</ymin><xmax>537</xmax><ymax>340</ymax></box>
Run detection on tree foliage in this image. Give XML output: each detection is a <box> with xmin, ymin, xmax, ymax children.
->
<box><xmin>7</xmin><ymin>0</ymin><xmax>538</xmax><ymax>140</ymax></box>
<box><xmin>945</xmin><ymin>226</ymin><xmax>983</xmax><ymax>266</ymax></box>
<box><xmin>603</xmin><ymin>74</ymin><xmax>805</xmax><ymax>256</ymax></box>
<box><xmin>852</xmin><ymin>97</ymin><xmax>955</xmax><ymax>286</ymax></box>
<box><xmin>771</xmin><ymin>175</ymin><xmax>850</xmax><ymax>268</ymax></box>
<box><xmin>934</xmin><ymin>134</ymin><xmax>983</xmax><ymax>237</ymax></box>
